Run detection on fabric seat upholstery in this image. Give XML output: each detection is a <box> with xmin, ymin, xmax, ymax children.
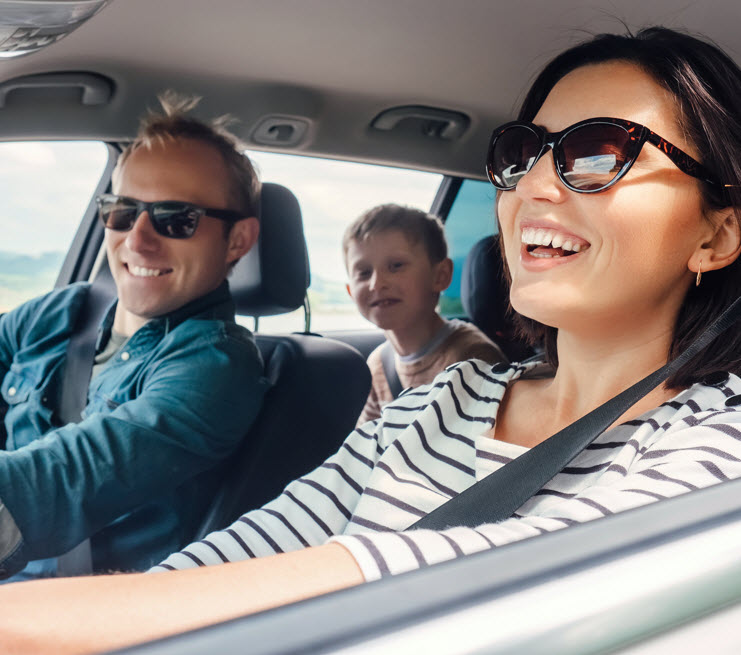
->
<box><xmin>461</xmin><ymin>235</ymin><xmax>534</xmax><ymax>362</ymax></box>
<box><xmin>193</xmin><ymin>183</ymin><xmax>371</xmax><ymax>536</ymax></box>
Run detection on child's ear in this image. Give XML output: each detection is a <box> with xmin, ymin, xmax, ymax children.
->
<box><xmin>346</xmin><ymin>283</ymin><xmax>353</xmax><ymax>299</ymax></box>
<box><xmin>433</xmin><ymin>258</ymin><xmax>453</xmax><ymax>292</ymax></box>
<box><xmin>688</xmin><ymin>208</ymin><xmax>741</xmax><ymax>275</ymax></box>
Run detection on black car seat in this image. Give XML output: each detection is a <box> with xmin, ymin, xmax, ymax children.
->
<box><xmin>461</xmin><ymin>235</ymin><xmax>535</xmax><ymax>362</ymax></box>
<box><xmin>193</xmin><ymin>183</ymin><xmax>371</xmax><ymax>537</ymax></box>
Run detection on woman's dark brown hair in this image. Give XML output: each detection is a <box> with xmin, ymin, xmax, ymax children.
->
<box><xmin>503</xmin><ymin>26</ymin><xmax>741</xmax><ymax>387</ymax></box>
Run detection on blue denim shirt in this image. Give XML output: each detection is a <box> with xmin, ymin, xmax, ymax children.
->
<box><xmin>0</xmin><ymin>280</ymin><xmax>267</xmax><ymax>578</ymax></box>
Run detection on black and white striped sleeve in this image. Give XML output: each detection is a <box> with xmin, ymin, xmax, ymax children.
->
<box><xmin>152</xmin><ymin>420</ymin><xmax>388</xmax><ymax>571</ymax></box>
<box><xmin>331</xmin><ymin>407</ymin><xmax>741</xmax><ymax>581</ymax></box>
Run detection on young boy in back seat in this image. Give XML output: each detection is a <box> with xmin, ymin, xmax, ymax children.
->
<box><xmin>344</xmin><ymin>204</ymin><xmax>507</xmax><ymax>426</ymax></box>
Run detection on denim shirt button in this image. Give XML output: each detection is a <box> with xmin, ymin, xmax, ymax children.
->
<box><xmin>7</xmin><ymin>387</ymin><xmax>16</xmax><ymax>397</ymax></box>
<box><xmin>120</xmin><ymin>351</ymin><xmax>130</xmax><ymax>361</ymax></box>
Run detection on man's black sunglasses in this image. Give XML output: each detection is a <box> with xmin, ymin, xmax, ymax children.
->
<box><xmin>96</xmin><ymin>194</ymin><xmax>244</xmax><ymax>239</ymax></box>
<box><xmin>486</xmin><ymin>116</ymin><xmax>721</xmax><ymax>194</ymax></box>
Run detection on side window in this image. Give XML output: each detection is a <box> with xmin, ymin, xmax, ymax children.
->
<box><xmin>0</xmin><ymin>141</ymin><xmax>109</xmax><ymax>312</ymax></box>
<box><xmin>244</xmin><ymin>151</ymin><xmax>442</xmax><ymax>332</ymax></box>
<box><xmin>440</xmin><ymin>179</ymin><xmax>497</xmax><ymax>317</ymax></box>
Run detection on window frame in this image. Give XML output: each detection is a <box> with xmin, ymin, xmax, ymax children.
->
<box><xmin>55</xmin><ymin>142</ymin><xmax>120</xmax><ymax>288</ymax></box>
<box><xmin>116</xmin><ymin>474</ymin><xmax>741</xmax><ymax>655</ymax></box>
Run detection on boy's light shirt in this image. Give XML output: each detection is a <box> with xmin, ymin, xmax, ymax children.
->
<box><xmin>397</xmin><ymin>319</ymin><xmax>458</xmax><ymax>362</ymax></box>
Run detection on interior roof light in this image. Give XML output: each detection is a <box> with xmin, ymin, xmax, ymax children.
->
<box><xmin>0</xmin><ymin>0</ymin><xmax>110</xmax><ymax>59</ymax></box>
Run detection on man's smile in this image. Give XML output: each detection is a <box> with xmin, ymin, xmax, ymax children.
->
<box><xmin>125</xmin><ymin>263</ymin><xmax>173</xmax><ymax>277</ymax></box>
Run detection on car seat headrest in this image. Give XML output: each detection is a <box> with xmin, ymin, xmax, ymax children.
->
<box><xmin>229</xmin><ymin>182</ymin><xmax>310</xmax><ymax>317</ymax></box>
<box><xmin>461</xmin><ymin>235</ymin><xmax>511</xmax><ymax>339</ymax></box>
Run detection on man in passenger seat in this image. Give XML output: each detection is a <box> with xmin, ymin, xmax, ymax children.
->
<box><xmin>344</xmin><ymin>204</ymin><xmax>507</xmax><ymax>426</ymax></box>
<box><xmin>0</xmin><ymin>93</ymin><xmax>267</xmax><ymax>581</ymax></box>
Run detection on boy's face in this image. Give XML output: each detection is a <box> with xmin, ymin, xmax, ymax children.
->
<box><xmin>345</xmin><ymin>229</ymin><xmax>452</xmax><ymax>331</ymax></box>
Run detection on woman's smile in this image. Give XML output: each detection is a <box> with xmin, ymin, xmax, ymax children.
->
<box><xmin>520</xmin><ymin>226</ymin><xmax>589</xmax><ymax>256</ymax></box>
<box><xmin>518</xmin><ymin>220</ymin><xmax>591</xmax><ymax>270</ymax></box>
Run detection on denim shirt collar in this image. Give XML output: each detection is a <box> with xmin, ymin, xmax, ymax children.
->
<box><xmin>96</xmin><ymin>280</ymin><xmax>235</xmax><ymax>351</ymax></box>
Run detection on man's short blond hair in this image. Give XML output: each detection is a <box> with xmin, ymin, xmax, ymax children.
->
<box><xmin>342</xmin><ymin>204</ymin><xmax>448</xmax><ymax>266</ymax></box>
<box><xmin>113</xmin><ymin>91</ymin><xmax>260</xmax><ymax>222</ymax></box>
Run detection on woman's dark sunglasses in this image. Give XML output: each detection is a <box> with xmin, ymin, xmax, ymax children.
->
<box><xmin>96</xmin><ymin>194</ymin><xmax>244</xmax><ymax>239</ymax></box>
<box><xmin>486</xmin><ymin>116</ymin><xmax>720</xmax><ymax>193</ymax></box>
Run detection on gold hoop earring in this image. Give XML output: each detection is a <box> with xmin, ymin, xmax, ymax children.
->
<box><xmin>696</xmin><ymin>260</ymin><xmax>703</xmax><ymax>287</ymax></box>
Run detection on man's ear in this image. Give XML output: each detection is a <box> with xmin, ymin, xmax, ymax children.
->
<box><xmin>433</xmin><ymin>257</ymin><xmax>454</xmax><ymax>293</ymax></box>
<box><xmin>226</xmin><ymin>217</ymin><xmax>260</xmax><ymax>265</ymax></box>
<box><xmin>689</xmin><ymin>209</ymin><xmax>741</xmax><ymax>275</ymax></box>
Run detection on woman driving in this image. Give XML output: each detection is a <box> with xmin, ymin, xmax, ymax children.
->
<box><xmin>4</xmin><ymin>25</ymin><xmax>741</xmax><ymax>654</ymax></box>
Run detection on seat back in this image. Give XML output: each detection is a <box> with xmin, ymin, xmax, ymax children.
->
<box><xmin>230</xmin><ymin>182</ymin><xmax>310</xmax><ymax>317</ymax></box>
<box><xmin>196</xmin><ymin>334</ymin><xmax>370</xmax><ymax>534</ymax></box>
<box><xmin>461</xmin><ymin>236</ymin><xmax>534</xmax><ymax>362</ymax></box>
<box><xmin>194</xmin><ymin>183</ymin><xmax>371</xmax><ymax>536</ymax></box>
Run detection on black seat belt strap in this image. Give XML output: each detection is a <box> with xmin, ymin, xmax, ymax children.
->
<box><xmin>56</xmin><ymin>283</ymin><xmax>113</xmax><ymax>576</ymax></box>
<box><xmin>380</xmin><ymin>340</ymin><xmax>404</xmax><ymax>399</ymax></box>
<box><xmin>57</xmin><ymin>284</ymin><xmax>112</xmax><ymax>424</ymax></box>
<box><xmin>412</xmin><ymin>294</ymin><xmax>741</xmax><ymax>531</ymax></box>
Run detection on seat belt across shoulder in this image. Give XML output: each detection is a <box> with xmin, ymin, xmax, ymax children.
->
<box><xmin>380</xmin><ymin>340</ymin><xmax>404</xmax><ymax>399</ymax></box>
<box><xmin>56</xmin><ymin>283</ymin><xmax>113</xmax><ymax>577</ymax></box>
<box><xmin>412</xmin><ymin>294</ymin><xmax>741</xmax><ymax>531</ymax></box>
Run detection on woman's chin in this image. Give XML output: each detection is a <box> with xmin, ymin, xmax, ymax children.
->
<box><xmin>509</xmin><ymin>293</ymin><xmax>579</xmax><ymax>331</ymax></box>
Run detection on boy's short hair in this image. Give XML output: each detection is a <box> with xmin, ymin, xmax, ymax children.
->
<box><xmin>113</xmin><ymin>91</ymin><xmax>260</xmax><ymax>223</ymax></box>
<box><xmin>342</xmin><ymin>204</ymin><xmax>448</xmax><ymax>265</ymax></box>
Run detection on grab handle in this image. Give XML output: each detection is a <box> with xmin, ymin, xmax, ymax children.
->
<box><xmin>0</xmin><ymin>72</ymin><xmax>113</xmax><ymax>108</ymax></box>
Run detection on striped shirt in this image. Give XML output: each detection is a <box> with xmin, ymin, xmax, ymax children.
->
<box><xmin>153</xmin><ymin>360</ymin><xmax>741</xmax><ymax>582</ymax></box>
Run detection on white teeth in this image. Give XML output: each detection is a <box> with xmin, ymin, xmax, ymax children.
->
<box><xmin>130</xmin><ymin>266</ymin><xmax>164</xmax><ymax>277</ymax></box>
<box><xmin>520</xmin><ymin>227</ymin><xmax>538</xmax><ymax>245</ymax></box>
<box><xmin>520</xmin><ymin>227</ymin><xmax>588</xmax><ymax>253</ymax></box>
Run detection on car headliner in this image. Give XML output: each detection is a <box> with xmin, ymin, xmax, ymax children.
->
<box><xmin>0</xmin><ymin>0</ymin><xmax>738</xmax><ymax>178</ymax></box>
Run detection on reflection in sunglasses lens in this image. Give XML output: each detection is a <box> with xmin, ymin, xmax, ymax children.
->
<box><xmin>153</xmin><ymin>205</ymin><xmax>199</xmax><ymax>238</ymax></box>
<box><xmin>104</xmin><ymin>199</ymin><xmax>138</xmax><ymax>230</ymax></box>
<box><xmin>493</xmin><ymin>126</ymin><xmax>541</xmax><ymax>188</ymax></box>
<box><xmin>561</xmin><ymin>124</ymin><xmax>630</xmax><ymax>190</ymax></box>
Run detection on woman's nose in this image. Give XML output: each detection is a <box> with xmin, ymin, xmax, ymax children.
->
<box><xmin>514</xmin><ymin>146</ymin><xmax>567</xmax><ymax>203</ymax></box>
